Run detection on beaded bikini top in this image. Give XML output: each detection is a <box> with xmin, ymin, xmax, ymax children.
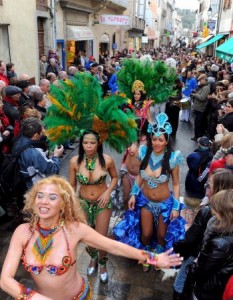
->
<box><xmin>22</xmin><ymin>226</ymin><xmax>76</xmax><ymax>276</ymax></box>
<box><xmin>76</xmin><ymin>173</ymin><xmax>107</xmax><ymax>185</ymax></box>
<box><xmin>138</xmin><ymin>145</ymin><xmax>183</xmax><ymax>189</ymax></box>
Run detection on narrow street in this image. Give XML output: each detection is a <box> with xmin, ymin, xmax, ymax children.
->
<box><xmin>0</xmin><ymin>116</ymin><xmax>200</xmax><ymax>300</ymax></box>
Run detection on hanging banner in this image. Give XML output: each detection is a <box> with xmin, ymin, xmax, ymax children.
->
<box><xmin>99</xmin><ymin>14</ymin><xmax>129</xmax><ymax>26</ymax></box>
<box><xmin>208</xmin><ymin>20</ymin><xmax>216</xmax><ymax>31</ymax></box>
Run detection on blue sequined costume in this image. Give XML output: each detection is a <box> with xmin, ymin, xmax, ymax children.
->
<box><xmin>113</xmin><ymin>146</ymin><xmax>186</xmax><ymax>250</ymax></box>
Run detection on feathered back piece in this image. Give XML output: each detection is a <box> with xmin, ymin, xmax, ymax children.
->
<box><xmin>117</xmin><ymin>58</ymin><xmax>178</xmax><ymax>103</ymax></box>
<box><xmin>44</xmin><ymin>73</ymin><xmax>137</xmax><ymax>153</ymax></box>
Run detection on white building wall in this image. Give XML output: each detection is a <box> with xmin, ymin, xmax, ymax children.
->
<box><xmin>0</xmin><ymin>0</ymin><xmax>39</xmax><ymax>80</ymax></box>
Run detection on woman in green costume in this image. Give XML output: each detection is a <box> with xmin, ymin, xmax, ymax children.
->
<box><xmin>69</xmin><ymin>130</ymin><xmax>118</xmax><ymax>284</ymax></box>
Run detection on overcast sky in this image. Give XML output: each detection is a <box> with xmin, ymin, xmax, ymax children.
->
<box><xmin>175</xmin><ymin>0</ymin><xmax>198</xmax><ymax>10</ymax></box>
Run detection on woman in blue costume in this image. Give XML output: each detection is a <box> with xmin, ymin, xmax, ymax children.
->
<box><xmin>113</xmin><ymin>113</ymin><xmax>186</xmax><ymax>271</ymax></box>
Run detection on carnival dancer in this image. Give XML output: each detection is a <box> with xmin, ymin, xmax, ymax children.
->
<box><xmin>117</xmin><ymin>58</ymin><xmax>178</xmax><ymax>127</ymax></box>
<box><xmin>113</xmin><ymin>113</ymin><xmax>186</xmax><ymax>272</ymax></box>
<box><xmin>43</xmin><ymin>72</ymin><xmax>138</xmax><ymax>283</ymax></box>
<box><xmin>112</xmin><ymin>142</ymin><xmax>141</xmax><ymax>211</ymax></box>
<box><xmin>0</xmin><ymin>176</ymin><xmax>184</xmax><ymax>300</ymax></box>
<box><xmin>69</xmin><ymin>129</ymin><xmax>118</xmax><ymax>283</ymax></box>
<box><xmin>131</xmin><ymin>80</ymin><xmax>152</xmax><ymax>142</ymax></box>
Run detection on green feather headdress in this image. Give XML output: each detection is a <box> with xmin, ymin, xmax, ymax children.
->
<box><xmin>43</xmin><ymin>73</ymin><xmax>137</xmax><ymax>153</ymax></box>
<box><xmin>117</xmin><ymin>58</ymin><xmax>178</xmax><ymax>103</ymax></box>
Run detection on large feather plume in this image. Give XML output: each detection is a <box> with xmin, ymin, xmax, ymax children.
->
<box><xmin>44</xmin><ymin>73</ymin><xmax>137</xmax><ymax>153</ymax></box>
<box><xmin>117</xmin><ymin>59</ymin><xmax>178</xmax><ymax>103</ymax></box>
<box><xmin>95</xmin><ymin>95</ymin><xmax>138</xmax><ymax>153</ymax></box>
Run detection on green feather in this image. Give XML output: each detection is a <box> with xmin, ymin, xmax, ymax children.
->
<box><xmin>44</xmin><ymin>73</ymin><xmax>137</xmax><ymax>152</ymax></box>
<box><xmin>117</xmin><ymin>59</ymin><xmax>178</xmax><ymax>103</ymax></box>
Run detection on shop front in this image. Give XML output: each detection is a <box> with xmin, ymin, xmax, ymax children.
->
<box><xmin>66</xmin><ymin>25</ymin><xmax>93</xmax><ymax>67</ymax></box>
<box><xmin>99</xmin><ymin>33</ymin><xmax>110</xmax><ymax>54</ymax></box>
<box><xmin>128</xmin><ymin>30</ymin><xmax>143</xmax><ymax>51</ymax></box>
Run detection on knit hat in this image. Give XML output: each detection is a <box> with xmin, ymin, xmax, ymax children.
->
<box><xmin>5</xmin><ymin>85</ymin><xmax>22</xmax><ymax>96</ymax></box>
<box><xmin>198</xmin><ymin>136</ymin><xmax>211</xmax><ymax>148</ymax></box>
<box><xmin>210</xmin><ymin>64</ymin><xmax>219</xmax><ymax>72</ymax></box>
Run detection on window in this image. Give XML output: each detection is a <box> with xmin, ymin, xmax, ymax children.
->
<box><xmin>0</xmin><ymin>25</ymin><xmax>10</xmax><ymax>63</ymax></box>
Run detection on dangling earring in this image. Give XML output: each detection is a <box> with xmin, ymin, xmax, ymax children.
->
<box><xmin>60</xmin><ymin>209</ymin><xmax>64</xmax><ymax>218</ymax></box>
<box><xmin>165</xmin><ymin>146</ymin><xmax>167</xmax><ymax>153</ymax></box>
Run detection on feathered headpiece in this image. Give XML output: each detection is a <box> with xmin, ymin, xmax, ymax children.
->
<box><xmin>117</xmin><ymin>59</ymin><xmax>178</xmax><ymax>103</ymax></box>
<box><xmin>147</xmin><ymin>113</ymin><xmax>172</xmax><ymax>137</ymax></box>
<box><xmin>43</xmin><ymin>73</ymin><xmax>137</xmax><ymax>153</ymax></box>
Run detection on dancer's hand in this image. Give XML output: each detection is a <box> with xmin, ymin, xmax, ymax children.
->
<box><xmin>98</xmin><ymin>190</ymin><xmax>111</xmax><ymax>208</ymax></box>
<box><xmin>128</xmin><ymin>195</ymin><xmax>136</xmax><ymax>210</ymax></box>
<box><xmin>155</xmin><ymin>248</ymin><xmax>183</xmax><ymax>269</ymax></box>
<box><xmin>139</xmin><ymin>248</ymin><xmax>183</xmax><ymax>269</ymax></box>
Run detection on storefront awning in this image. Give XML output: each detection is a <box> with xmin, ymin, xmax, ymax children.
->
<box><xmin>193</xmin><ymin>38</ymin><xmax>204</xmax><ymax>45</ymax></box>
<box><xmin>215</xmin><ymin>37</ymin><xmax>233</xmax><ymax>63</ymax></box>
<box><xmin>201</xmin><ymin>34</ymin><xmax>213</xmax><ymax>43</ymax></box>
<box><xmin>196</xmin><ymin>34</ymin><xmax>225</xmax><ymax>50</ymax></box>
<box><xmin>67</xmin><ymin>25</ymin><xmax>93</xmax><ymax>41</ymax></box>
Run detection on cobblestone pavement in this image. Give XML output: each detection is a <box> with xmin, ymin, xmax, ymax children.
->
<box><xmin>0</xmin><ymin>118</ymin><xmax>200</xmax><ymax>300</ymax></box>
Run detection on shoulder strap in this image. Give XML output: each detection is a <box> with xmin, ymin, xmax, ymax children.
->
<box><xmin>13</xmin><ymin>143</ymin><xmax>34</xmax><ymax>159</ymax></box>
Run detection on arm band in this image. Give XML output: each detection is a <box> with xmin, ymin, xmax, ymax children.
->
<box><xmin>130</xmin><ymin>181</ymin><xmax>140</xmax><ymax>196</ymax></box>
<box><xmin>172</xmin><ymin>196</ymin><xmax>180</xmax><ymax>210</ymax></box>
<box><xmin>141</xmin><ymin>250</ymin><xmax>158</xmax><ymax>266</ymax></box>
<box><xmin>16</xmin><ymin>284</ymin><xmax>37</xmax><ymax>300</ymax></box>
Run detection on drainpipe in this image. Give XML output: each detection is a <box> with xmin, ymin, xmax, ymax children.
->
<box><xmin>216</xmin><ymin>0</ymin><xmax>222</xmax><ymax>34</ymax></box>
<box><xmin>50</xmin><ymin>0</ymin><xmax>57</xmax><ymax>50</ymax></box>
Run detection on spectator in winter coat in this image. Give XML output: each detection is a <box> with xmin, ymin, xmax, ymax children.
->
<box><xmin>12</xmin><ymin>117</ymin><xmax>64</xmax><ymax>190</ymax></box>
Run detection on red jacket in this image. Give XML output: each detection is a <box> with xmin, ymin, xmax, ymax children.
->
<box><xmin>0</xmin><ymin>73</ymin><xmax>9</xmax><ymax>86</ymax></box>
<box><xmin>222</xmin><ymin>275</ymin><xmax>233</xmax><ymax>300</ymax></box>
<box><xmin>209</xmin><ymin>158</ymin><xmax>226</xmax><ymax>174</ymax></box>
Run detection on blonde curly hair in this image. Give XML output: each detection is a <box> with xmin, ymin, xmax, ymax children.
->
<box><xmin>23</xmin><ymin>175</ymin><xmax>86</xmax><ymax>231</ymax></box>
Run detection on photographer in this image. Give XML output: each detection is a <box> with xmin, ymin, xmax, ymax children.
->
<box><xmin>191</xmin><ymin>74</ymin><xmax>210</xmax><ymax>141</ymax></box>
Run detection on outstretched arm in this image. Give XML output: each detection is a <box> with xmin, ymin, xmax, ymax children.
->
<box><xmin>79</xmin><ymin>222</ymin><xmax>183</xmax><ymax>269</ymax></box>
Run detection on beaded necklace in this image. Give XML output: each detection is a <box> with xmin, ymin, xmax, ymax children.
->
<box><xmin>149</xmin><ymin>152</ymin><xmax>164</xmax><ymax>171</ymax></box>
<box><xmin>32</xmin><ymin>219</ymin><xmax>64</xmax><ymax>264</ymax></box>
<box><xmin>85</xmin><ymin>153</ymin><xmax>98</xmax><ymax>172</ymax></box>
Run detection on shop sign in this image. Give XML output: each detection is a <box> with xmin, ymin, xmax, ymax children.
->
<box><xmin>99</xmin><ymin>14</ymin><xmax>129</xmax><ymax>26</ymax></box>
<box><xmin>142</xmin><ymin>36</ymin><xmax>148</xmax><ymax>43</ymax></box>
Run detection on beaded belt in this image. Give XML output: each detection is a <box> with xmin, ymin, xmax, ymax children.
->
<box><xmin>73</xmin><ymin>279</ymin><xmax>91</xmax><ymax>300</ymax></box>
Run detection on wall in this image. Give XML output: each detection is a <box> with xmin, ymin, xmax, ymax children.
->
<box><xmin>0</xmin><ymin>0</ymin><xmax>39</xmax><ymax>80</ymax></box>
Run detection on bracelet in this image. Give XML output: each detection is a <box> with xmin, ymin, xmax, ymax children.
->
<box><xmin>16</xmin><ymin>284</ymin><xmax>37</xmax><ymax>300</ymax></box>
<box><xmin>172</xmin><ymin>196</ymin><xmax>180</xmax><ymax>211</ymax></box>
<box><xmin>141</xmin><ymin>250</ymin><xmax>158</xmax><ymax>266</ymax></box>
<box><xmin>130</xmin><ymin>181</ymin><xmax>140</xmax><ymax>196</ymax></box>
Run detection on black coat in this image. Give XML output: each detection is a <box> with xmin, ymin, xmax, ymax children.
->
<box><xmin>218</xmin><ymin>112</ymin><xmax>233</xmax><ymax>132</ymax></box>
<box><xmin>187</xmin><ymin>217</ymin><xmax>233</xmax><ymax>300</ymax></box>
<box><xmin>173</xmin><ymin>205</ymin><xmax>212</xmax><ymax>259</ymax></box>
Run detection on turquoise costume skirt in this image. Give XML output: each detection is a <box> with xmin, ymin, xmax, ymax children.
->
<box><xmin>113</xmin><ymin>191</ymin><xmax>186</xmax><ymax>250</ymax></box>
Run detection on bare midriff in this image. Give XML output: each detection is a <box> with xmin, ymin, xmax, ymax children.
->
<box><xmin>79</xmin><ymin>181</ymin><xmax>108</xmax><ymax>201</ymax></box>
<box><xmin>142</xmin><ymin>181</ymin><xmax>170</xmax><ymax>202</ymax></box>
